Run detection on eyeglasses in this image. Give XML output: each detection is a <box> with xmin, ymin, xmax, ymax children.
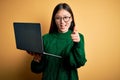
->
<box><xmin>55</xmin><ymin>16</ymin><xmax>71</xmax><ymax>22</ymax></box>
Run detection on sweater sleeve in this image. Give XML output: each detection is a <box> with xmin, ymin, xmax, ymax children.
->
<box><xmin>63</xmin><ymin>33</ymin><xmax>87</xmax><ymax>68</ymax></box>
<box><xmin>31</xmin><ymin>55</ymin><xmax>46</xmax><ymax>73</ymax></box>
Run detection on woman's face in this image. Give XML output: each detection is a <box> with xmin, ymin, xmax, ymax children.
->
<box><xmin>55</xmin><ymin>9</ymin><xmax>72</xmax><ymax>33</ymax></box>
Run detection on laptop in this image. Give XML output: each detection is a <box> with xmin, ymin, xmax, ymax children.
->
<box><xmin>13</xmin><ymin>22</ymin><xmax>44</xmax><ymax>53</ymax></box>
<box><xmin>13</xmin><ymin>22</ymin><xmax>62</xmax><ymax>58</ymax></box>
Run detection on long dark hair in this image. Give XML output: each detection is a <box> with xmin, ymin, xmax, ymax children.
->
<box><xmin>49</xmin><ymin>3</ymin><xmax>75</xmax><ymax>33</ymax></box>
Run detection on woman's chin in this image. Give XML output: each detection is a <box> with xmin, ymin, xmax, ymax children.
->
<box><xmin>59</xmin><ymin>29</ymin><xmax>68</xmax><ymax>33</ymax></box>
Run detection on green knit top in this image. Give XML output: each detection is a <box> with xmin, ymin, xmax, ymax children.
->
<box><xmin>31</xmin><ymin>30</ymin><xmax>87</xmax><ymax>80</ymax></box>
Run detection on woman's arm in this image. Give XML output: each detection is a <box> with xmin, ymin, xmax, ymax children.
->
<box><xmin>26</xmin><ymin>51</ymin><xmax>46</xmax><ymax>74</ymax></box>
<box><xmin>31</xmin><ymin>54</ymin><xmax>46</xmax><ymax>73</ymax></box>
<box><xmin>63</xmin><ymin>33</ymin><xmax>87</xmax><ymax>68</ymax></box>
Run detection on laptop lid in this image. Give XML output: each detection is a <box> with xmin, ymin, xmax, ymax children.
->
<box><xmin>13</xmin><ymin>22</ymin><xmax>44</xmax><ymax>54</ymax></box>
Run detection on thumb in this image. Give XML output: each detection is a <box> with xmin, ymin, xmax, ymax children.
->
<box><xmin>73</xmin><ymin>26</ymin><xmax>77</xmax><ymax>34</ymax></box>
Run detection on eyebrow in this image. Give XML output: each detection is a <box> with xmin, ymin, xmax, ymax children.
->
<box><xmin>55</xmin><ymin>14</ymin><xmax>71</xmax><ymax>17</ymax></box>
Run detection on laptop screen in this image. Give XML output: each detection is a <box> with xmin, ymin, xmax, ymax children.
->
<box><xmin>13</xmin><ymin>22</ymin><xmax>44</xmax><ymax>54</ymax></box>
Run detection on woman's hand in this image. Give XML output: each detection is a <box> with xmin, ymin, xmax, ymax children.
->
<box><xmin>71</xmin><ymin>26</ymin><xmax>80</xmax><ymax>42</ymax></box>
<box><xmin>26</xmin><ymin>51</ymin><xmax>42</xmax><ymax>63</ymax></box>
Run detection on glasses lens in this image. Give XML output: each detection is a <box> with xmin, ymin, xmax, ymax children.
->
<box><xmin>55</xmin><ymin>16</ymin><xmax>71</xmax><ymax>22</ymax></box>
<box><xmin>63</xmin><ymin>17</ymin><xmax>70</xmax><ymax>22</ymax></box>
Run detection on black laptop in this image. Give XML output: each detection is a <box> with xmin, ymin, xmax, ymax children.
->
<box><xmin>13</xmin><ymin>22</ymin><xmax>44</xmax><ymax>53</ymax></box>
<box><xmin>13</xmin><ymin>22</ymin><xmax>62</xmax><ymax>58</ymax></box>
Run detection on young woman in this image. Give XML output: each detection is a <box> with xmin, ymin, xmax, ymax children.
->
<box><xmin>28</xmin><ymin>3</ymin><xmax>87</xmax><ymax>80</ymax></box>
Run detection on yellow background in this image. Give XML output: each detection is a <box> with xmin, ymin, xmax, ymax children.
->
<box><xmin>0</xmin><ymin>0</ymin><xmax>120</xmax><ymax>80</ymax></box>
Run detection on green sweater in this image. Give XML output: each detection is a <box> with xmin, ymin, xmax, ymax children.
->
<box><xmin>31</xmin><ymin>30</ymin><xmax>87</xmax><ymax>80</ymax></box>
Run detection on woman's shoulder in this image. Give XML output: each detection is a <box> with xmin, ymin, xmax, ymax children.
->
<box><xmin>42</xmin><ymin>33</ymin><xmax>49</xmax><ymax>38</ymax></box>
<box><xmin>43</xmin><ymin>33</ymin><xmax>49</xmax><ymax>37</ymax></box>
<box><xmin>42</xmin><ymin>33</ymin><xmax>55</xmax><ymax>39</ymax></box>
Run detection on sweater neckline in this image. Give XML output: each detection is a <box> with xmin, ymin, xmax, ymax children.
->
<box><xmin>55</xmin><ymin>30</ymin><xmax>72</xmax><ymax>38</ymax></box>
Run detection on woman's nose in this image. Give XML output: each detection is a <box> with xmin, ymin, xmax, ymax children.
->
<box><xmin>60</xmin><ymin>18</ymin><xmax>64</xmax><ymax>24</ymax></box>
